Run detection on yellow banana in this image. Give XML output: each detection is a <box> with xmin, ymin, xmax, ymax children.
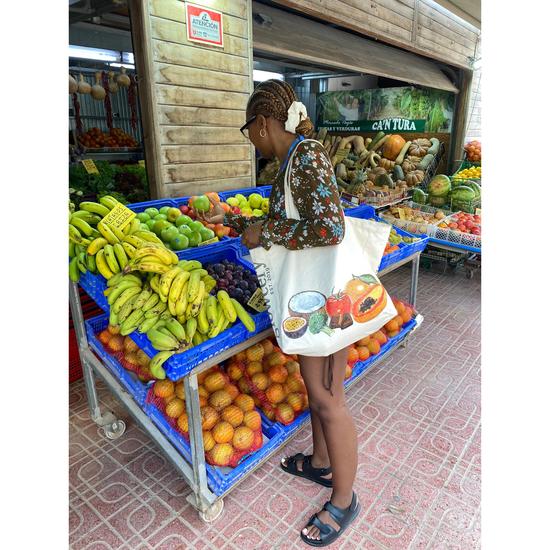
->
<box><xmin>133</xmin><ymin>244</ymin><xmax>174</xmax><ymax>265</ymax></box>
<box><xmin>122</xmin><ymin>222</ymin><xmax>132</xmax><ymax>235</ymax></box>
<box><xmin>197</xmin><ymin>301</ymin><xmax>209</xmax><ymax>334</ymax></box>
<box><xmin>189</xmin><ymin>281</ymin><xmax>205</xmax><ymax>318</ymax></box>
<box><xmin>150</xmin><ymin>274</ymin><xmax>160</xmax><ymax>294</ymax></box>
<box><xmin>159</xmin><ymin>267</ymin><xmax>183</xmax><ymax>300</ymax></box>
<box><xmin>123</xmin><ymin>234</ymin><xmax>146</xmax><ymax>248</ymax></box>
<box><xmin>175</xmin><ymin>281</ymin><xmax>189</xmax><ymax>317</ymax></box>
<box><xmin>122</xmin><ymin>242</ymin><xmax>136</xmax><ymax>259</ymax></box>
<box><xmin>168</xmin><ymin>271</ymin><xmax>190</xmax><ymax>316</ymax></box>
<box><xmin>96</xmin><ymin>249</ymin><xmax>115</xmax><ymax>279</ymax></box>
<box><xmin>97</xmin><ymin>221</ymin><xmax>120</xmax><ymax>244</ymax></box>
<box><xmin>113</xmin><ymin>243</ymin><xmax>128</xmax><ymax>270</ymax></box>
<box><xmin>87</xmin><ymin>237</ymin><xmax>108</xmax><ymax>255</ymax></box>
<box><xmin>103</xmin><ymin>244</ymin><xmax>120</xmax><ymax>274</ymax></box>
<box><xmin>208</xmin><ymin>309</ymin><xmax>226</xmax><ymax>339</ymax></box>
<box><xmin>109</xmin><ymin>225</ymin><xmax>127</xmax><ymax>242</ymax></box>
<box><xmin>180</xmin><ymin>260</ymin><xmax>202</xmax><ymax>272</ymax></box>
<box><xmin>206</xmin><ymin>295</ymin><xmax>218</xmax><ymax>327</ymax></box>
<box><xmin>185</xmin><ymin>317</ymin><xmax>197</xmax><ymax>342</ymax></box>
<box><xmin>134</xmin><ymin>231</ymin><xmax>164</xmax><ymax>245</ymax></box>
<box><xmin>129</xmin><ymin>261</ymin><xmax>172</xmax><ymax>275</ymax></box>
<box><xmin>149</xmin><ymin>351</ymin><xmax>175</xmax><ymax>379</ymax></box>
<box><xmin>99</xmin><ymin>195</ymin><xmax>119</xmax><ymax>210</ymax></box>
<box><xmin>217</xmin><ymin>290</ymin><xmax>237</xmax><ymax>323</ymax></box>
<box><xmin>71</xmin><ymin>210</ymin><xmax>102</xmax><ymax>225</ymax></box>
<box><xmin>187</xmin><ymin>270</ymin><xmax>201</xmax><ymax>302</ymax></box>
<box><xmin>128</xmin><ymin>217</ymin><xmax>141</xmax><ymax>234</ymax></box>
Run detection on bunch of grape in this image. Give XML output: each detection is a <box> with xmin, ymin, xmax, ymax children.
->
<box><xmin>206</xmin><ymin>260</ymin><xmax>259</xmax><ymax>309</ymax></box>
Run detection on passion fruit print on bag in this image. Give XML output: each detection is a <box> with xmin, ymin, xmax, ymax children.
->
<box><xmin>282</xmin><ymin>274</ymin><xmax>388</xmax><ymax>339</ymax></box>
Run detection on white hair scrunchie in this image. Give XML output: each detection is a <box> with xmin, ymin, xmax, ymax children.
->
<box><xmin>285</xmin><ymin>101</ymin><xmax>308</xmax><ymax>133</ymax></box>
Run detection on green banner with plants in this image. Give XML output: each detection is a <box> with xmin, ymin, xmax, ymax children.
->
<box><xmin>316</xmin><ymin>87</ymin><xmax>455</xmax><ymax>134</ymax></box>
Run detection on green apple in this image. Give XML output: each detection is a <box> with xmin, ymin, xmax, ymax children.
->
<box><xmin>235</xmin><ymin>194</ymin><xmax>247</xmax><ymax>203</ymax></box>
<box><xmin>193</xmin><ymin>195</ymin><xmax>210</xmax><ymax>213</ymax></box>
<box><xmin>261</xmin><ymin>198</ymin><xmax>270</xmax><ymax>213</ymax></box>
<box><xmin>170</xmin><ymin>234</ymin><xmax>189</xmax><ymax>251</ymax></box>
<box><xmin>199</xmin><ymin>227</ymin><xmax>215</xmax><ymax>242</ymax></box>
<box><xmin>176</xmin><ymin>214</ymin><xmax>193</xmax><ymax>227</ymax></box>
<box><xmin>136</xmin><ymin>212</ymin><xmax>150</xmax><ymax>223</ymax></box>
<box><xmin>188</xmin><ymin>220</ymin><xmax>204</xmax><ymax>233</ymax></box>
<box><xmin>159</xmin><ymin>206</ymin><xmax>171</xmax><ymax>216</ymax></box>
<box><xmin>241</xmin><ymin>207</ymin><xmax>253</xmax><ymax>217</ymax></box>
<box><xmin>167</xmin><ymin>207</ymin><xmax>182</xmax><ymax>223</ymax></box>
<box><xmin>154</xmin><ymin>213</ymin><xmax>168</xmax><ymax>221</ymax></box>
<box><xmin>178</xmin><ymin>224</ymin><xmax>193</xmax><ymax>236</ymax></box>
<box><xmin>187</xmin><ymin>231</ymin><xmax>202</xmax><ymax>247</ymax></box>
<box><xmin>161</xmin><ymin>226</ymin><xmax>179</xmax><ymax>243</ymax></box>
<box><xmin>144</xmin><ymin>207</ymin><xmax>159</xmax><ymax>218</ymax></box>
<box><xmin>146</xmin><ymin>219</ymin><xmax>156</xmax><ymax>231</ymax></box>
<box><xmin>249</xmin><ymin>193</ymin><xmax>263</xmax><ymax>209</ymax></box>
<box><xmin>252</xmin><ymin>209</ymin><xmax>264</xmax><ymax>217</ymax></box>
<box><xmin>140</xmin><ymin>223</ymin><xmax>150</xmax><ymax>231</ymax></box>
<box><xmin>226</xmin><ymin>197</ymin><xmax>239</xmax><ymax>207</ymax></box>
<box><xmin>153</xmin><ymin>219</ymin><xmax>171</xmax><ymax>236</ymax></box>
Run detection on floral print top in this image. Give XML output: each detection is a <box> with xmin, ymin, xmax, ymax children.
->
<box><xmin>224</xmin><ymin>140</ymin><xmax>345</xmax><ymax>250</ymax></box>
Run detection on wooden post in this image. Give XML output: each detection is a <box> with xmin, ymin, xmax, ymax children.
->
<box><xmin>449</xmin><ymin>68</ymin><xmax>473</xmax><ymax>173</ymax></box>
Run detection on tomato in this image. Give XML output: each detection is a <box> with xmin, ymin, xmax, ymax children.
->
<box><xmin>326</xmin><ymin>292</ymin><xmax>352</xmax><ymax>316</ymax></box>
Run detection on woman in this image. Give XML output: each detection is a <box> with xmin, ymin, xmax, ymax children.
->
<box><xmin>201</xmin><ymin>80</ymin><xmax>360</xmax><ymax>546</ymax></box>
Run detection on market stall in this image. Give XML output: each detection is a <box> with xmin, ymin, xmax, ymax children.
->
<box><xmin>69</xmin><ymin>191</ymin><xmax>426</xmax><ymax>520</ymax></box>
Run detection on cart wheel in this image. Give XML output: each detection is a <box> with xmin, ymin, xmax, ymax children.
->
<box><xmin>199</xmin><ymin>499</ymin><xmax>224</xmax><ymax>523</ymax></box>
<box><xmin>466</xmin><ymin>269</ymin><xmax>474</xmax><ymax>280</ymax></box>
<box><xmin>104</xmin><ymin>420</ymin><xmax>126</xmax><ymax>440</ymax></box>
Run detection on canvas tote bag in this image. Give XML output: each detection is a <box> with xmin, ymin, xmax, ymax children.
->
<box><xmin>250</xmin><ymin>139</ymin><xmax>397</xmax><ymax>356</ymax></box>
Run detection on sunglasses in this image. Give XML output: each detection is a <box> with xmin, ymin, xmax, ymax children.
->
<box><xmin>240</xmin><ymin>115</ymin><xmax>257</xmax><ymax>139</ymax></box>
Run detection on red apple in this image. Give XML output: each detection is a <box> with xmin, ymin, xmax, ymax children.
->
<box><xmin>232</xmin><ymin>207</ymin><xmax>241</xmax><ymax>215</ymax></box>
<box><xmin>179</xmin><ymin>205</ymin><xmax>190</xmax><ymax>215</ymax></box>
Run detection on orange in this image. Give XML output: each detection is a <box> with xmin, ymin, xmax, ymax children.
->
<box><xmin>107</xmin><ymin>324</ymin><xmax>120</xmax><ymax>335</ymax></box>
<box><xmin>246</xmin><ymin>343</ymin><xmax>264</xmax><ymax>363</ymax></box>
<box><xmin>238</xmin><ymin>378</ymin><xmax>251</xmax><ymax>394</ymax></box>
<box><xmin>154</xmin><ymin>380</ymin><xmax>175</xmax><ymax>399</ymax></box>
<box><xmin>202</xmin><ymin>430</ymin><xmax>215</xmax><ymax>452</ymax></box>
<box><xmin>276</xmin><ymin>403</ymin><xmax>295</xmax><ymax>424</ymax></box>
<box><xmin>226</xmin><ymin>363</ymin><xmax>243</xmax><ymax>382</ymax></box>
<box><xmin>267</xmin><ymin>351</ymin><xmax>286</xmax><ymax>367</ymax></box>
<box><xmin>252</xmin><ymin>373</ymin><xmax>269</xmax><ymax>391</ymax></box>
<box><xmin>236</xmin><ymin>351</ymin><xmax>247</xmax><ymax>362</ymax></box>
<box><xmin>366</xmin><ymin>339</ymin><xmax>381</xmax><ymax>355</ymax></box>
<box><xmin>204</xmin><ymin>372</ymin><xmax>226</xmax><ymax>393</ymax></box>
<box><xmin>123</xmin><ymin>352</ymin><xmax>139</xmax><ymax>366</ymax></box>
<box><xmin>199</xmin><ymin>395</ymin><xmax>208</xmax><ymax>408</ymax></box>
<box><xmin>253</xmin><ymin>395</ymin><xmax>261</xmax><ymax>407</ymax></box>
<box><xmin>221</xmin><ymin>405</ymin><xmax>244</xmax><ymax>427</ymax></box>
<box><xmin>285</xmin><ymin>360</ymin><xmax>300</xmax><ymax>374</ymax></box>
<box><xmin>198</xmin><ymin>385</ymin><xmax>209</xmax><ymax>399</ymax></box>
<box><xmin>209</xmin><ymin>390</ymin><xmax>232</xmax><ymax>411</ymax></box>
<box><xmin>261</xmin><ymin>339</ymin><xmax>274</xmax><ymax>356</ymax></box>
<box><xmin>177</xmin><ymin>413</ymin><xmax>189</xmax><ymax>434</ymax></box>
<box><xmin>166</xmin><ymin>398</ymin><xmax>185</xmax><ymax>418</ymax></box>
<box><xmin>225</xmin><ymin>383</ymin><xmax>239</xmax><ymax>401</ymax></box>
<box><xmin>234</xmin><ymin>394</ymin><xmax>255</xmax><ymax>412</ymax></box>
<box><xmin>243</xmin><ymin>410</ymin><xmax>262</xmax><ymax>431</ymax></box>
<box><xmin>348</xmin><ymin>347</ymin><xmax>359</xmax><ymax>364</ymax></box>
<box><xmin>246</xmin><ymin>361</ymin><xmax>263</xmax><ymax>377</ymax></box>
<box><xmin>209</xmin><ymin>443</ymin><xmax>234</xmax><ymax>466</ymax></box>
<box><xmin>387</xmin><ymin>330</ymin><xmax>400</xmax><ymax>338</ymax></box>
<box><xmin>263</xmin><ymin>407</ymin><xmax>276</xmax><ymax>421</ymax></box>
<box><xmin>232</xmin><ymin>426</ymin><xmax>254</xmax><ymax>451</ymax></box>
<box><xmin>175</xmin><ymin>382</ymin><xmax>185</xmax><ymax>400</ymax></box>
<box><xmin>357</xmin><ymin>337</ymin><xmax>371</xmax><ymax>346</ymax></box>
<box><xmin>212</xmin><ymin>421</ymin><xmax>234</xmax><ymax>444</ymax></box>
<box><xmin>395</xmin><ymin>315</ymin><xmax>404</xmax><ymax>327</ymax></box>
<box><xmin>197</xmin><ymin>371</ymin><xmax>209</xmax><ymax>385</ymax></box>
<box><xmin>357</xmin><ymin>346</ymin><xmax>371</xmax><ymax>361</ymax></box>
<box><xmin>164</xmin><ymin>394</ymin><xmax>177</xmax><ymax>405</ymax></box>
<box><xmin>401</xmin><ymin>307</ymin><xmax>413</xmax><ymax>323</ymax></box>
<box><xmin>268</xmin><ymin>365</ymin><xmax>288</xmax><ymax>384</ymax></box>
<box><xmin>98</xmin><ymin>330</ymin><xmax>111</xmax><ymax>345</ymax></box>
<box><xmin>123</xmin><ymin>337</ymin><xmax>139</xmax><ymax>353</ymax></box>
<box><xmin>384</xmin><ymin>319</ymin><xmax>399</xmax><ymax>332</ymax></box>
<box><xmin>345</xmin><ymin>364</ymin><xmax>353</xmax><ymax>379</ymax></box>
<box><xmin>394</xmin><ymin>300</ymin><xmax>406</xmax><ymax>315</ymax></box>
<box><xmin>286</xmin><ymin>373</ymin><xmax>305</xmax><ymax>394</ymax></box>
<box><xmin>266</xmin><ymin>383</ymin><xmax>285</xmax><ymax>404</ymax></box>
<box><xmin>287</xmin><ymin>392</ymin><xmax>304</xmax><ymax>413</ymax></box>
<box><xmin>201</xmin><ymin>406</ymin><xmax>219</xmax><ymax>431</ymax></box>
<box><xmin>107</xmin><ymin>335</ymin><xmax>124</xmax><ymax>352</ymax></box>
<box><xmin>372</xmin><ymin>330</ymin><xmax>388</xmax><ymax>346</ymax></box>
<box><xmin>136</xmin><ymin>350</ymin><xmax>150</xmax><ymax>368</ymax></box>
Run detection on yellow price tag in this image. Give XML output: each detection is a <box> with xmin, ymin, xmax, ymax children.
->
<box><xmin>102</xmin><ymin>202</ymin><xmax>136</xmax><ymax>230</ymax></box>
<box><xmin>198</xmin><ymin>237</ymin><xmax>219</xmax><ymax>247</ymax></box>
<box><xmin>475</xmin><ymin>208</ymin><xmax>482</xmax><ymax>216</ymax></box>
<box><xmin>81</xmin><ymin>159</ymin><xmax>99</xmax><ymax>174</ymax></box>
<box><xmin>138</xmin><ymin>160</ymin><xmax>145</xmax><ymax>167</ymax></box>
<box><xmin>247</xmin><ymin>287</ymin><xmax>267</xmax><ymax>312</ymax></box>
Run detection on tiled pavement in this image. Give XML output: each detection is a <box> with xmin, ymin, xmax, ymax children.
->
<box><xmin>69</xmin><ymin>264</ymin><xmax>481</xmax><ymax>549</ymax></box>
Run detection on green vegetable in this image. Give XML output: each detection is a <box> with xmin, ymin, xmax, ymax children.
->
<box><xmin>368</xmin><ymin>131</ymin><xmax>385</xmax><ymax>151</ymax></box>
<box><xmin>427</xmin><ymin>138</ymin><xmax>440</xmax><ymax>156</ymax></box>
<box><xmin>418</xmin><ymin>153</ymin><xmax>435</xmax><ymax>171</ymax></box>
<box><xmin>308</xmin><ymin>311</ymin><xmax>333</xmax><ymax>336</ymax></box>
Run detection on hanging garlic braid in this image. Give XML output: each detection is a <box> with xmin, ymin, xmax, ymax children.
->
<box><xmin>246</xmin><ymin>79</ymin><xmax>314</xmax><ymax>137</ymax></box>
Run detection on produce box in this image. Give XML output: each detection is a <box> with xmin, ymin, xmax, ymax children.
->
<box><xmin>144</xmin><ymin>385</ymin><xmax>285</xmax><ymax>496</ymax></box>
<box><xmin>381</xmin><ymin>201</ymin><xmax>481</xmax><ymax>252</ymax></box>
<box><xmin>341</xmin><ymin>186</ymin><xmax>409</xmax><ymax>208</ymax></box>
<box><xmin>85</xmin><ymin>314</ymin><xmax>153</xmax><ymax>406</ymax></box>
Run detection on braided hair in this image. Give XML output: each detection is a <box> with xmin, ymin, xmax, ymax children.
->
<box><xmin>246</xmin><ymin>79</ymin><xmax>314</xmax><ymax>137</ymax></box>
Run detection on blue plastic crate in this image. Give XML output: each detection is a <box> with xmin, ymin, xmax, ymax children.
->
<box><xmin>85</xmin><ymin>313</ymin><xmax>153</xmax><ymax>406</ymax></box>
<box><xmin>128</xmin><ymin>242</ymin><xmax>270</xmax><ymax>380</ymax></box>
<box><xmin>127</xmin><ymin>198</ymin><xmax>178</xmax><ymax>213</ymax></box>
<box><xmin>341</xmin><ymin>200</ymin><xmax>375</xmax><ymax>219</ymax></box>
<box><xmin>78</xmin><ymin>269</ymin><xmax>109</xmax><ymax>313</ymax></box>
<box><xmin>217</xmin><ymin>185</ymin><xmax>272</xmax><ymax>203</ymax></box>
<box><xmin>428</xmin><ymin>237</ymin><xmax>481</xmax><ymax>255</ymax></box>
<box><xmin>145</xmin><ymin>400</ymin><xmax>285</xmax><ymax>496</ymax></box>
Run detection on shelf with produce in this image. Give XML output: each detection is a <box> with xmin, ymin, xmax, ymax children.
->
<box><xmin>69</xmin><ymin>194</ymin><xmax>424</xmax><ymax>519</ymax></box>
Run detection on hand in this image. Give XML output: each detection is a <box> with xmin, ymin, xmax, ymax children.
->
<box><xmin>242</xmin><ymin>222</ymin><xmax>263</xmax><ymax>249</ymax></box>
<box><xmin>196</xmin><ymin>196</ymin><xmax>225</xmax><ymax>225</ymax></box>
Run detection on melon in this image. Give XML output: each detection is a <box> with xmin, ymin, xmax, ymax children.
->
<box><xmin>427</xmin><ymin>174</ymin><xmax>451</xmax><ymax>197</ymax></box>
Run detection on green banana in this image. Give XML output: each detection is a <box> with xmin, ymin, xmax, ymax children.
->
<box><xmin>152</xmin><ymin>318</ymin><xmax>167</xmax><ymax>330</ymax></box>
<box><xmin>192</xmin><ymin>332</ymin><xmax>203</xmax><ymax>347</ymax></box>
<box><xmin>116</xmin><ymin>296</ymin><xmax>137</xmax><ymax>324</ymax></box>
<box><xmin>185</xmin><ymin>317</ymin><xmax>197</xmax><ymax>342</ymax></box>
<box><xmin>113</xmin><ymin>286</ymin><xmax>142</xmax><ymax>314</ymax></box>
<box><xmin>120</xmin><ymin>310</ymin><xmax>145</xmax><ymax>335</ymax></box>
<box><xmin>149</xmin><ymin>351</ymin><xmax>175</xmax><ymax>379</ymax></box>
<box><xmin>109</xmin><ymin>308</ymin><xmax>119</xmax><ymax>326</ymax></box>
<box><xmin>144</xmin><ymin>300</ymin><xmax>168</xmax><ymax>318</ymax></box>
<box><xmin>85</xmin><ymin>253</ymin><xmax>97</xmax><ymax>274</ymax></box>
<box><xmin>107</xmin><ymin>273</ymin><xmax>142</xmax><ymax>288</ymax></box>
<box><xmin>69</xmin><ymin>224</ymin><xmax>84</xmax><ymax>244</ymax></box>
<box><xmin>70</xmin><ymin>216</ymin><xmax>94</xmax><ymax>237</ymax></box>
<box><xmin>128</xmin><ymin>217</ymin><xmax>141</xmax><ymax>234</ymax></box>
<box><xmin>165</xmin><ymin>318</ymin><xmax>187</xmax><ymax>343</ymax></box>
<box><xmin>107</xmin><ymin>279</ymin><xmax>141</xmax><ymax>305</ymax></box>
<box><xmin>76</xmin><ymin>252</ymin><xmax>88</xmax><ymax>274</ymax></box>
<box><xmin>232</xmin><ymin>298</ymin><xmax>256</xmax><ymax>333</ymax></box>
<box><xmin>142</xmin><ymin>292</ymin><xmax>160</xmax><ymax>312</ymax></box>
<box><xmin>71</xmin><ymin>210</ymin><xmax>102</xmax><ymax>225</ymax></box>
<box><xmin>189</xmin><ymin>268</ymin><xmax>208</xmax><ymax>278</ymax></box>
<box><xmin>69</xmin><ymin>257</ymin><xmax>80</xmax><ymax>282</ymax></box>
<box><xmin>138</xmin><ymin>315</ymin><xmax>160</xmax><ymax>334</ymax></box>
<box><xmin>147</xmin><ymin>328</ymin><xmax>180</xmax><ymax>351</ymax></box>
<box><xmin>69</xmin><ymin>241</ymin><xmax>76</xmax><ymax>258</ymax></box>
<box><xmin>150</xmin><ymin>274</ymin><xmax>160</xmax><ymax>294</ymax></box>
<box><xmin>179</xmin><ymin>260</ymin><xmax>202</xmax><ymax>272</ymax></box>
<box><xmin>113</xmin><ymin>243</ymin><xmax>129</xmax><ymax>270</ymax></box>
<box><xmin>79</xmin><ymin>201</ymin><xmax>110</xmax><ymax>217</ymax></box>
<box><xmin>133</xmin><ymin>288</ymin><xmax>152</xmax><ymax>311</ymax></box>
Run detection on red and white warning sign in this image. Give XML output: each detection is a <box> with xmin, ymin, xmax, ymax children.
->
<box><xmin>186</xmin><ymin>2</ymin><xmax>224</xmax><ymax>48</ymax></box>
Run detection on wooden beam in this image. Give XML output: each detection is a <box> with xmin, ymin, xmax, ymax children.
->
<box><xmin>449</xmin><ymin>68</ymin><xmax>473</xmax><ymax>173</ymax></box>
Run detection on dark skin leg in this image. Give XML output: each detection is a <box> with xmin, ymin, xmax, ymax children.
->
<box><xmin>293</xmin><ymin>348</ymin><xmax>358</xmax><ymax>541</ymax></box>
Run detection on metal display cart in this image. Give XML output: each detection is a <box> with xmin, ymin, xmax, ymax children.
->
<box><xmin>69</xmin><ymin>205</ymin><xmax>425</xmax><ymax>522</ymax></box>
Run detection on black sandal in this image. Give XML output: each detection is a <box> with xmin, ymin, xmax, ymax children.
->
<box><xmin>300</xmin><ymin>492</ymin><xmax>361</xmax><ymax>547</ymax></box>
<box><xmin>280</xmin><ymin>453</ymin><xmax>333</xmax><ymax>487</ymax></box>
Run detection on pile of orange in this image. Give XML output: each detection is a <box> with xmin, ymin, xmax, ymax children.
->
<box><xmin>151</xmin><ymin>365</ymin><xmax>263</xmax><ymax>467</ymax></box>
<box><xmin>79</xmin><ymin>127</ymin><xmax>138</xmax><ymax>148</ymax></box>
<box><xmin>97</xmin><ymin>325</ymin><xmax>154</xmax><ymax>381</ymax></box>
<box><xmin>225</xmin><ymin>338</ymin><xmax>308</xmax><ymax>425</ymax></box>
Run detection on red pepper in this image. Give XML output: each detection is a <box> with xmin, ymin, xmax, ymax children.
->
<box><xmin>326</xmin><ymin>291</ymin><xmax>352</xmax><ymax>317</ymax></box>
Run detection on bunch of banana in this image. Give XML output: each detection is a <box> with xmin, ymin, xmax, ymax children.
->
<box><xmin>122</xmin><ymin>242</ymin><xmax>179</xmax><ymax>276</ymax></box>
<box><xmin>69</xmin><ymin>242</ymin><xmax>98</xmax><ymax>283</ymax></box>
